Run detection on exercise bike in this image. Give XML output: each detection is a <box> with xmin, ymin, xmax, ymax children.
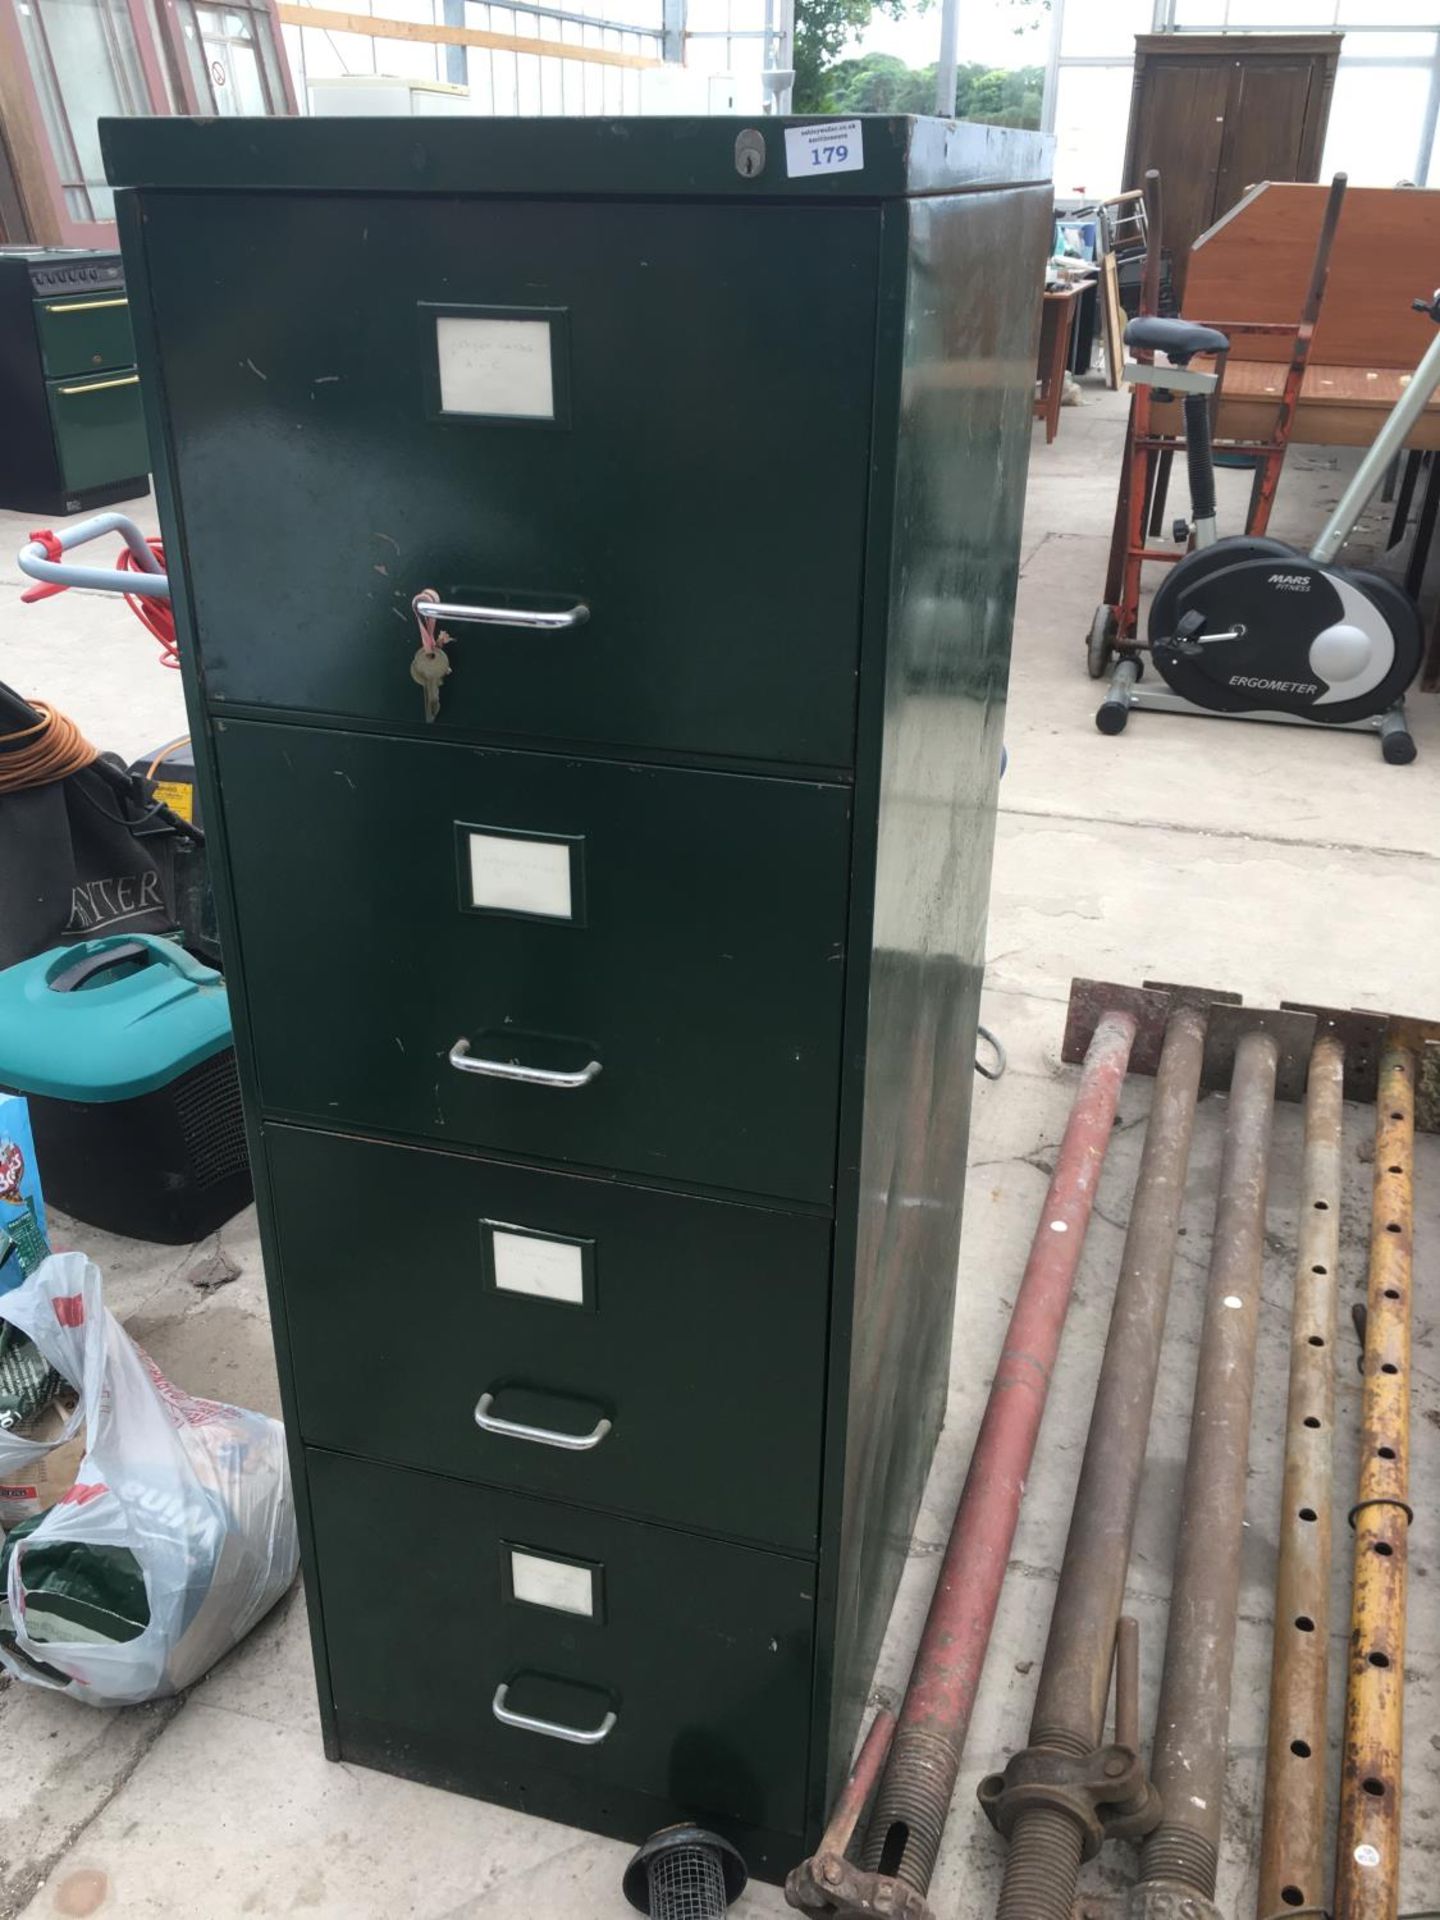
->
<box><xmin>1094</xmin><ymin>292</ymin><xmax>1440</xmax><ymax>762</ymax></box>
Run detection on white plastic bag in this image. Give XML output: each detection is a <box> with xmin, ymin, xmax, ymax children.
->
<box><xmin>0</xmin><ymin>1250</ymin><xmax>298</xmax><ymax>1704</ymax></box>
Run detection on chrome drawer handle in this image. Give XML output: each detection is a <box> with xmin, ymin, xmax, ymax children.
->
<box><xmin>412</xmin><ymin>592</ymin><xmax>588</xmax><ymax>632</ymax></box>
<box><xmin>492</xmin><ymin>1681</ymin><xmax>617</xmax><ymax>1746</ymax></box>
<box><xmin>56</xmin><ymin>374</ymin><xmax>140</xmax><ymax>396</ymax></box>
<box><xmin>449</xmin><ymin>1038</ymin><xmax>601</xmax><ymax>1089</ymax></box>
<box><xmin>475</xmin><ymin>1392</ymin><xmax>612</xmax><ymax>1452</ymax></box>
<box><xmin>43</xmin><ymin>296</ymin><xmax>129</xmax><ymax>313</ymax></box>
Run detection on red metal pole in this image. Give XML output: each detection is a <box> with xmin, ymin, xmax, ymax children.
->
<box><xmin>800</xmin><ymin>1007</ymin><xmax>1139</xmax><ymax>1917</ymax></box>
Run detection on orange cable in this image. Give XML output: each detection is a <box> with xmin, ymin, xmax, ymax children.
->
<box><xmin>0</xmin><ymin>703</ymin><xmax>100</xmax><ymax>795</ymax></box>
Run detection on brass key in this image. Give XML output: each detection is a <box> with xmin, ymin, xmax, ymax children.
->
<box><xmin>410</xmin><ymin>643</ymin><xmax>451</xmax><ymax>723</ymax></box>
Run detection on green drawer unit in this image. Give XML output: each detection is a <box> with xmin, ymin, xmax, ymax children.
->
<box><xmin>216</xmin><ymin>720</ymin><xmax>851</xmax><ymax>1204</ymax></box>
<box><xmin>34</xmin><ymin>290</ymin><xmax>136</xmax><ymax>379</ymax></box>
<box><xmin>105</xmin><ymin>113</ymin><xmax>1052</xmax><ymax>1877</ymax></box>
<box><xmin>272</xmin><ymin>1128</ymin><xmax>833</xmax><ymax>1551</ymax></box>
<box><xmin>267</xmin><ymin>1125</ymin><xmax>831</xmax><ymax>1552</ymax></box>
<box><xmin>308</xmin><ymin>1448</ymin><xmax>816</xmax><ymax>1875</ymax></box>
<box><xmin>46</xmin><ymin>371</ymin><xmax>151</xmax><ymax>498</ymax></box>
<box><xmin>111</xmin><ymin>198</ymin><xmax>877</xmax><ymax>768</ymax></box>
<box><xmin>0</xmin><ymin>248</ymin><xmax>150</xmax><ymax>514</ymax></box>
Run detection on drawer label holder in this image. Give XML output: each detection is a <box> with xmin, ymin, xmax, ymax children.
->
<box><xmin>481</xmin><ymin>1219</ymin><xmax>596</xmax><ymax>1310</ymax></box>
<box><xmin>457</xmin><ymin>823</ymin><xmax>586</xmax><ymax>925</ymax></box>
<box><xmin>502</xmin><ymin>1542</ymin><xmax>605</xmax><ymax>1621</ymax></box>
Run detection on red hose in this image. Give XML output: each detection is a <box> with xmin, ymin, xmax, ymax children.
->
<box><xmin>116</xmin><ymin>536</ymin><xmax>179</xmax><ymax>669</ymax></box>
<box><xmin>21</xmin><ymin>529</ymin><xmax>178</xmax><ymax>670</ymax></box>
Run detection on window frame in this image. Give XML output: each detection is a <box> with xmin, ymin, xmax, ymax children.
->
<box><xmin>0</xmin><ymin>0</ymin><xmax>294</xmax><ymax>245</ymax></box>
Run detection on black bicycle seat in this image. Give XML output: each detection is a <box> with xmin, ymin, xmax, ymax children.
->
<box><xmin>1123</xmin><ymin>317</ymin><xmax>1231</xmax><ymax>364</ymax></box>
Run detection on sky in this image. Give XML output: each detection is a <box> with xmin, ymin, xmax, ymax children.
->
<box><xmin>847</xmin><ymin>0</ymin><xmax>1052</xmax><ymax>71</ymax></box>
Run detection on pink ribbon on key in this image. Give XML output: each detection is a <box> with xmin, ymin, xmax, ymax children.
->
<box><xmin>413</xmin><ymin>587</ymin><xmax>445</xmax><ymax>655</ymax></box>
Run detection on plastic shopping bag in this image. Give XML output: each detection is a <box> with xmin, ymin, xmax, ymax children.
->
<box><xmin>0</xmin><ymin>1251</ymin><xmax>298</xmax><ymax>1704</ymax></box>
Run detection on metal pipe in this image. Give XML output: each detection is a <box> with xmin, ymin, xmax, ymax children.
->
<box><xmin>1097</xmin><ymin>656</ymin><xmax>1139</xmax><ymax>734</ymax></box>
<box><xmin>1335</xmin><ymin>1043</ymin><xmax>1415</xmax><ymax>1920</ymax></box>
<box><xmin>1298</xmin><ymin>175</ymin><xmax>1348</xmax><ymax>335</ymax></box>
<box><xmin>831</xmin><ymin>1008</ymin><xmax>1139</xmax><ymax>1914</ymax></box>
<box><xmin>784</xmin><ymin>1712</ymin><xmax>898</xmax><ymax>1916</ymax></box>
<box><xmin>933</xmin><ymin>0</ymin><xmax>959</xmax><ymax>117</ymax></box>
<box><xmin>1257</xmin><ymin>1031</ymin><xmax>1344</xmax><ymax>1920</ymax></box>
<box><xmin>1138</xmin><ymin>1025</ymin><xmax>1281</xmax><ymax>1901</ymax></box>
<box><xmin>1040</xmin><ymin>0</ymin><xmax>1065</xmax><ymax>135</ymax></box>
<box><xmin>987</xmin><ymin>1000</ymin><xmax>1208</xmax><ymax>1920</ymax></box>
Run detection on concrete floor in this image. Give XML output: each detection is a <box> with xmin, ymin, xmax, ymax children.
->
<box><xmin>1</xmin><ymin>380</ymin><xmax>1438</xmax><ymax>1919</ymax></box>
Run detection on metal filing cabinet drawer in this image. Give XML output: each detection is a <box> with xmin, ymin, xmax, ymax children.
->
<box><xmin>135</xmin><ymin>195</ymin><xmax>877</xmax><ymax>767</ymax></box>
<box><xmin>267</xmin><ymin>1125</ymin><xmax>830</xmax><ymax>1551</ymax></box>
<box><xmin>218</xmin><ymin>721</ymin><xmax>851</xmax><ymax>1203</ymax></box>
<box><xmin>34</xmin><ymin>292</ymin><xmax>136</xmax><ymax>378</ymax></box>
<box><xmin>309</xmin><ymin>1448</ymin><xmax>815</xmax><ymax>1858</ymax></box>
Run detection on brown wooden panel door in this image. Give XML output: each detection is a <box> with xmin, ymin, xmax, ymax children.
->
<box><xmin>1216</xmin><ymin>60</ymin><xmax>1322</xmax><ymax>227</ymax></box>
<box><xmin>1129</xmin><ymin>57</ymin><xmax>1232</xmax><ymax>296</ymax></box>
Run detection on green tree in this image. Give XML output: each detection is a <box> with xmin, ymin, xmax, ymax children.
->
<box><xmin>793</xmin><ymin>0</ymin><xmax>1048</xmax><ymax>115</ymax></box>
<box><xmin>792</xmin><ymin>0</ymin><xmax>909</xmax><ymax>114</ymax></box>
<box><xmin>822</xmin><ymin>51</ymin><xmax>935</xmax><ymax>114</ymax></box>
<box><xmin>811</xmin><ymin>49</ymin><xmax>1043</xmax><ymax>127</ymax></box>
<box><xmin>957</xmin><ymin>63</ymin><xmax>1042</xmax><ymax>126</ymax></box>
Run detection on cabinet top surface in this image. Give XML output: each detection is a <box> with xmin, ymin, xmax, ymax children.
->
<box><xmin>101</xmin><ymin>113</ymin><xmax>1052</xmax><ymax>201</ymax></box>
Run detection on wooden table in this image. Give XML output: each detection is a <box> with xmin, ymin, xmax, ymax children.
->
<box><xmin>1035</xmin><ymin>285</ymin><xmax>1084</xmax><ymax>444</ymax></box>
<box><xmin>1151</xmin><ymin>182</ymin><xmax>1440</xmax><ymax>450</ymax></box>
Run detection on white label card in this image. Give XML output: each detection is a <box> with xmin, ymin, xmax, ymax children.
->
<box><xmin>467</xmin><ymin>831</ymin><xmax>572</xmax><ymax>920</ymax></box>
<box><xmin>491</xmin><ymin>1228</ymin><xmax>586</xmax><ymax>1306</ymax></box>
<box><xmin>435</xmin><ymin>315</ymin><xmax>554</xmax><ymax>419</ymax></box>
<box><xmin>510</xmin><ymin>1549</ymin><xmax>595</xmax><ymax>1617</ymax></box>
<box><xmin>784</xmin><ymin>120</ymin><xmax>863</xmax><ymax>180</ymax></box>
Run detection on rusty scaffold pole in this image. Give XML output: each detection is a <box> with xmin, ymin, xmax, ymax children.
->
<box><xmin>1333</xmin><ymin>1020</ymin><xmax>1433</xmax><ymax>1920</ymax></box>
<box><xmin>979</xmin><ymin>981</ymin><xmax>1229</xmax><ymax>1920</ymax></box>
<box><xmin>1255</xmin><ymin>1009</ymin><xmax>1384</xmax><ymax>1920</ymax></box>
<box><xmin>1135</xmin><ymin>1006</ymin><xmax>1315</xmax><ymax>1916</ymax></box>
<box><xmin>787</xmin><ymin>988</ymin><xmax>1170</xmax><ymax>1920</ymax></box>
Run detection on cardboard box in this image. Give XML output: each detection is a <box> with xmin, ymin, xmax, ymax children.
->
<box><xmin>0</xmin><ymin>1395</ymin><xmax>84</xmax><ymax>1531</ymax></box>
<box><xmin>0</xmin><ymin>1093</ymin><xmax>47</xmax><ymax>1294</ymax></box>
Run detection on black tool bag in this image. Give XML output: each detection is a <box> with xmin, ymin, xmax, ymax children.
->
<box><xmin>0</xmin><ymin>757</ymin><xmax>179</xmax><ymax>970</ymax></box>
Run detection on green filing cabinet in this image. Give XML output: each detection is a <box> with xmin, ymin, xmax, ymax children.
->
<box><xmin>103</xmin><ymin>113</ymin><xmax>1051</xmax><ymax>1879</ymax></box>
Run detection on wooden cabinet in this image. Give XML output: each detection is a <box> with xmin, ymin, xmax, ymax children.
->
<box><xmin>1122</xmin><ymin>33</ymin><xmax>1342</xmax><ymax>300</ymax></box>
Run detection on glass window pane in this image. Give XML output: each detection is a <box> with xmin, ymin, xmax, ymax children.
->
<box><xmin>1339</xmin><ymin>32</ymin><xmax>1438</xmax><ymax>57</ymax></box>
<box><xmin>1322</xmin><ymin>62</ymin><xmax>1431</xmax><ymax>184</ymax></box>
<box><xmin>194</xmin><ymin>3</ymin><xmax>271</xmax><ymax>113</ymax></box>
<box><xmin>177</xmin><ymin>5</ymin><xmax>212</xmax><ymax>103</ymax></box>
<box><xmin>1052</xmin><ymin>62</ymin><xmax>1137</xmax><ymax>196</ymax></box>
<box><xmin>1061</xmin><ymin>0</ymin><xmax>1152</xmax><ymax>60</ymax></box>
<box><xmin>253</xmin><ymin>12</ymin><xmax>287</xmax><ymax>105</ymax></box>
<box><xmin>1339</xmin><ymin>0</ymin><xmax>1438</xmax><ymax>21</ymax></box>
<box><xmin>1223</xmin><ymin>0</ymin><xmax>1335</xmax><ymax>25</ymax></box>
<box><xmin>20</xmin><ymin>0</ymin><xmax>146</xmax><ymax>221</ymax></box>
<box><xmin>135</xmin><ymin>0</ymin><xmax>181</xmax><ymax>106</ymax></box>
<box><xmin>685</xmin><ymin>0</ymin><xmax>730</xmax><ymax>34</ymax></box>
<box><xmin>14</xmin><ymin>0</ymin><xmax>85</xmax><ymax>182</ymax></box>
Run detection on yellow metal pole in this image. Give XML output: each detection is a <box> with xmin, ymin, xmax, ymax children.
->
<box><xmin>1335</xmin><ymin>1041</ymin><xmax>1415</xmax><ymax>1920</ymax></box>
<box><xmin>1257</xmin><ymin>1030</ymin><xmax>1343</xmax><ymax>1919</ymax></box>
